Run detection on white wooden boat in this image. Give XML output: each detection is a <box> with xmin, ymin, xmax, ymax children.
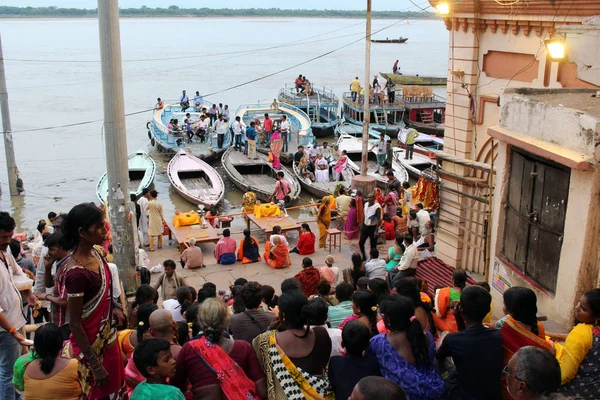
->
<box><xmin>393</xmin><ymin>147</ymin><xmax>437</xmax><ymax>178</ymax></box>
<box><xmin>292</xmin><ymin>161</ymin><xmax>349</xmax><ymax>198</ymax></box>
<box><xmin>222</xmin><ymin>147</ymin><xmax>301</xmax><ymax>202</ymax></box>
<box><xmin>397</xmin><ymin>128</ymin><xmax>444</xmax><ymax>153</ymax></box>
<box><xmin>337</xmin><ymin>134</ymin><xmax>409</xmax><ymax>187</ymax></box>
<box><xmin>167</xmin><ymin>150</ymin><xmax>224</xmax><ymax>208</ymax></box>
<box><xmin>96</xmin><ymin>150</ymin><xmax>155</xmax><ymax>204</ymax></box>
<box><xmin>335</xmin><ymin>123</ymin><xmax>389</xmax><ymax>141</ymax></box>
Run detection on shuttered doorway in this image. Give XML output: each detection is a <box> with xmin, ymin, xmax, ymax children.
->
<box><xmin>502</xmin><ymin>149</ymin><xmax>570</xmax><ymax>293</ymax></box>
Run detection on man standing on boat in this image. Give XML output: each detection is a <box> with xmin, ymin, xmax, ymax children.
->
<box><xmin>137</xmin><ymin>189</ymin><xmax>150</xmax><ymax>247</ymax></box>
<box><xmin>263</xmin><ymin>113</ymin><xmax>273</xmax><ymax>146</ymax></box>
<box><xmin>404</xmin><ymin>127</ymin><xmax>420</xmax><ymax>160</ymax></box>
<box><xmin>270</xmin><ymin>172</ymin><xmax>291</xmax><ymax>205</ymax></box>
<box><xmin>246</xmin><ymin>122</ymin><xmax>258</xmax><ymax>160</ymax></box>
<box><xmin>193</xmin><ymin>91</ymin><xmax>203</xmax><ymax>111</ymax></box>
<box><xmin>393</xmin><ymin>60</ymin><xmax>399</xmax><ymax>74</ymax></box>
<box><xmin>215</xmin><ymin>114</ymin><xmax>227</xmax><ymax>149</ymax></box>
<box><xmin>386</xmin><ymin>79</ymin><xmax>396</xmax><ymax>104</ymax></box>
<box><xmin>350</xmin><ymin>76</ymin><xmax>361</xmax><ymax>103</ymax></box>
<box><xmin>370</xmin><ymin>136</ymin><xmax>387</xmax><ymax>174</ymax></box>
<box><xmin>180</xmin><ymin>90</ymin><xmax>189</xmax><ymax>112</ymax></box>
<box><xmin>280</xmin><ymin>115</ymin><xmax>290</xmax><ymax>153</ymax></box>
<box><xmin>232</xmin><ymin>116</ymin><xmax>244</xmax><ymax>151</ymax></box>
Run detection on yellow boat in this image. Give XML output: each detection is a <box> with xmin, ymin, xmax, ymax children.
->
<box><xmin>380</xmin><ymin>72</ymin><xmax>447</xmax><ymax>86</ymax></box>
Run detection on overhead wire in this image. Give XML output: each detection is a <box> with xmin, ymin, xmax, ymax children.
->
<box><xmin>8</xmin><ymin>2</ymin><xmax>432</xmax><ymax>134</ymax></box>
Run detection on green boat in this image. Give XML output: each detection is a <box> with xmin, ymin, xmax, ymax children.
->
<box><xmin>380</xmin><ymin>72</ymin><xmax>447</xmax><ymax>86</ymax></box>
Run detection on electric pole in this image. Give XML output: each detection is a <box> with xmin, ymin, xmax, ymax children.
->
<box><xmin>97</xmin><ymin>0</ymin><xmax>138</xmax><ymax>293</ymax></box>
<box><xmin>361</xmin><ymin>0</ymin><xmax>372</xmax><ymax>176</ymax></box>
<box><xmin>0</xmin><ymin>33</ymin><xmax>20</xmax><ymax>196</ymax></box>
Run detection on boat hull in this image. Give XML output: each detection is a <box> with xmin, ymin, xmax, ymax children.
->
<box><xmin>96</xmin><ymin>150</ymin><xmax>156</xmax><ymax>204</ymax></box>
<box><xmin>292</xmin><ymin>162</ymin><xmax>348</xmax><ymax>198</ymax></box>
<box><xmin>221</xmin><ymin>147</ymin><xmax>301</xmax><ymax>203</ymax></box>
<box><xmin>167</xmin><ymin>150</ymin><xmax>224</xmax><ymax>208</ymax></box>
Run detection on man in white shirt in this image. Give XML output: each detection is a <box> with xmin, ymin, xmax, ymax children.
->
<box><xmin>321</xmin><ymin>142</ymin><xmax>333</xmax><ymax>163</ymax></box>
<box><xmin>232</xmin><ymin>116</ymin><xmax>245</xmax><ymax>151</ymax></box>
<box><xmin>416</xmin><ymin>203</ymin><xmax>431</xmax><ymax>235</ymax></box>
<box><xmin>395</xmin><ymin>236</ymin><xmax>418</xmax><ymax>278</ymax></box>
<box><xmin>222</xmin><ymin>104</ymin><xmax>230</xmax><ymax>122</ymax></box>
<box><xmin>359</xmin><ymin>193</ymin><xmax>381</xmax><ymax>261</ymax></box>
<box><xmin>269</xmin><ymin>225</ymin><xmax>289</xmax><ymax>247</ymax></box>
<box><xmin>214</xmin><ymin>114</ymin><xmax>227</xmax><ymax>149</ymax></box>
<box><xmin>280</xmin><ymin>115</ymin><xmax>290</xmax><ymax>153</ymax></box>
<box><xmin>370</xmin><ymin>136</ymin><xmax>386</xmax><ymax>174</ymax></box>
<box><xmin>0</xmin><ymin>212</ymin><xmax>37</xmax><ymax>400</ymax></box>
<box><xmin>364</xmin><ymin>248</ymin><xmax>387</xmax><ymax>280</ymax></box>
<box><xmin>193</xmin><ymin>91</ymin><xmax>203</xmax><ymax>111</ymax></box>
<box><xmin>137</xmin><ymin>188</ymin><xmax>150</xmax><ymax>246</ymax></box>
<box><xmin>179</xmin><ymin>90</ymin><xmax>189</xmax><ymax>112</ymax></box>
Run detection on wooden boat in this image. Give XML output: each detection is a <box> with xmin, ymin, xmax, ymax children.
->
<box><xmin>335</xmin><ymin>123</ymin><xmax>389</xmax><ymax>141</ymax></box>
<box><xmin>146</xmin><ymin>99</ymin><xmax>230</xmax><ymax>161</ymax></box>
<box><xmin>337</xmin><ymin>134</ymin><xmax>409</xmax><ymax>187</ymax></box>
<box><xmin>341</xmin><ymin>92</ymin><xmax>404</xmax><ymax>136</ymax></box>
<box><xmin>371</xmin><ymin>37</ymin><xmax>408</xmax><ymax>43</ymax></box>
<box><xmin>96</xmin><ymin>150</ymin><xmax>155</xmax><ymax>203</ymax></box>
<box><xmin>380</xmin><ymin>72</ymin><xmax>447</xmax><ymax>86</ymax></box>
<box><xmin>278</xmin><ymin>84</ymin><xmax>339</xmax><ymax>137</ymax></box>
<box><xmin>393</xmin><ymin>147</ymin><xmax>437</xmax><ymax>179</ymax></box>
<box><xmin>167</xmin><ymin>150</ymin><xmax>224</xmax><ymax>208</ymax></box>
<box><xmin>221</xmin><ymin>147</ymin><xmax>301</xmax><ymax>202</ymax></box>
<box><xmin>292</xmin><ymin>161</ymin><xmax>349</xmax><ymax>198</ymax></box>
<box><xmin>398</xmin><ymin>129</ymin><xmax>444</xmax><ymax>153</ymax></box>
<box><xmin>235</xmin><ymin>103</ymin><xmax>315</xmax><ymax>151</ymax></box>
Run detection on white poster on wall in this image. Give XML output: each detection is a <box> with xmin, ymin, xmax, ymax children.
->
<box><xmin>492</xmin><ymin>257</ymin><xmax>512</xmax><ymax>295</ymax></box>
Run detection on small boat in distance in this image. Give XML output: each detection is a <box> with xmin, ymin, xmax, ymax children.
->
<box><xmin>221</xmin><ymin>147</ymin><xmax>301</xmax><ymax>202</ymax></box>
<box><xmin>278</xmin><ymin>83</ymin><xmax>339</xmax><ymax>137</ymax></box>
<box><xmin>167</xmin><ymin>150</ymin><xmax>224</xmax><ymax>208</ymax></box>
<box><xmin>96</xmin><ymin>150</ymin><xmax>155</xmax><ymax>203</ymax></box>
<box><xmin>380</xmin><ymin>72</ymin><xmax>447</xmax><ymax>86</ymax></box>
<box><xmin>371</xmin><ymin>37</ymin><xmax>408</xmax><ymax>44</ymax></box>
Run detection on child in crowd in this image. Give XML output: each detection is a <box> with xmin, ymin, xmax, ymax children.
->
<box><xmin>328</xmin><ymin>320</ymin><xmax>381</xmax><ymax>400</ymax></box>
<box><xmin>315</xmin><ymin>281</ymin><xmax>338</xmax><ymax>306</ymax></box>
<box><xmin>131</xmin><ymin>338</ymin><xmax>184</xmax><ymax>400</ymax></box>
<box><xmin>381</xmin><ymin>214</ymin><xmax>396</xmax><ymax>241</ymax></box>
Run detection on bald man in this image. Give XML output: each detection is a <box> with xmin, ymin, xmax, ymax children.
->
<box><xmin>149</xmin><ymin>309</ymin><xmax>182</xmax><ymax>359</ymax></box>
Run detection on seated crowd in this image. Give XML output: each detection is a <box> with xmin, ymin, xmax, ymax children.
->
<box><xmin>2</xmin><ymin>201</ymin><xmax>598</xmax><ymax>400</ymax></box>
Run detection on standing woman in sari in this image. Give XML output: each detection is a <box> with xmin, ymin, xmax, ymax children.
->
<box><xmin>61</xmin><ymin>203</ymin><xmax>126</xmax><ymax>399</ymax></box>
<box><xmin>355</xmin><ymin>190</ymin><xmax>365</xmax><ymax>230</ymax></box>
<box><xmin>253</xmin><ymin>290</ymin><xmax>333</xmax><ymax>400</ymax></box>
<box><xmin>317</xmin><ymin>196</ymin><xmax>332</xmax><ymax>248</ymax></box>
<box><xmin>344</xmin><ymin>199</ymin><xmax>360</xmax><ymax>240</ymax></box>
<box><xmin>333</xmin><ymin>150</ymin><xmax>353</xmax><ymax>182</ymax></box>
<box><xmin>270</xmin><ymin>130</ymin><xmax>283</xmax><ymax>170</ymax></box>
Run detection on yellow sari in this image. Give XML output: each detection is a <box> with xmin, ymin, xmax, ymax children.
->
<box><xmin>317</xmin><ymin>196</ymin><xmax>332</xmax><ymax>248</ymax></box>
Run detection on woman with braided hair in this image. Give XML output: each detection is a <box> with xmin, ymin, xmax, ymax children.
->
<box><xmin>171</xmin><ymin>298</ymin><xmax>266</xmax><ymax>399</ymax></box>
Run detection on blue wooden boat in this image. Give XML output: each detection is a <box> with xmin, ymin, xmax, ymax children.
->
<box><xmin>278</xmin><ymin>83</ymin><xmax>339</xmax><ymax>137</ymax></box>
<box><xmin>235</xmin><ymin>103</ymin><xmax>315</xmax><ymax>151</ymax></box>
<box><xmin>341</xmin><ymin>91</ymin><xmax>405</xmax><ymax>136</ymax></box>
<box><xmin>146</xmin><ymin>99</ymin><xmax>231</xmax><ymax>161</ymax></box>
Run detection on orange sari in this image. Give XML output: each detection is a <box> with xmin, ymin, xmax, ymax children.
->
<box><xmin>500</xmin><ymin>316</ymin><xmax>551</xmax><ymax>400</ymax></box>
<box><xmin>264</xmin><ymin>241</ymin><xmax>290</xmax><ymax>269</ymax></box>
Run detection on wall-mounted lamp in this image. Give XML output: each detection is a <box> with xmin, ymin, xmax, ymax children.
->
<box><xmin>435</xmin><ymin>2</ymin><xmax>450</xmax><ymax>15</ymax></box>
<box><xmin>545</xmin><ymin>36</ymin><xmax>566</xmax><ymax>61</ymax></box>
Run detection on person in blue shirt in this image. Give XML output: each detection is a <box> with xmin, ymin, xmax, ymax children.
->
<box><xmin>246</xmin><ymin>121</ymin><xmax>257</xmax><ymax>160</ymax></box>
<box><xmin>193</xmin><ymin>91</ymin><xmax>203</xmax><ymax>111</ymax></box>
<box><xmin>179</xmin><ymin>90</ymin><xmax>189</xmax><ymax>112</ymax></box>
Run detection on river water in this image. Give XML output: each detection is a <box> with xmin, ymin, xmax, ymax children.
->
<box><xmin>0</xmin><ymin>17</ymin><xmax>448</xmax><ymax>231</ymax></box>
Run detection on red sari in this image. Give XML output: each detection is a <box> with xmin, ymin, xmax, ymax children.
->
<box><xmin>294</xmin><ymin>266</ymin><xmax>321</xmax><ymax>297</ymax></box>
<box><xmin>189</xmin><ymin>336</ymin><xmax>259</xmax><ymax>399</ymax></box>
<box><xmin>500</xmin><ymin>316</ymin><xmax>552</xmax><ymax>400</ymax></box>
<box><xmin>65</xmin><ymin>252</ymin><xmax>124</xmax><ymax>399</ymax></box>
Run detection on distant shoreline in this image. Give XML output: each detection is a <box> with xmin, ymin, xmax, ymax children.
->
<box><xmin>0</xmin><ymin>6</ymin><xmax>437</xmax><ymax>20</ymax></box>
<box><xmin>0</xmin><ymin>15</ymin><xmax>440</xmax><ymax>20</ymax></box>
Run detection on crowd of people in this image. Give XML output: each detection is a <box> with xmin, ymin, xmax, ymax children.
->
<box><xmin>0</xmin><ymin>201</ymin><xmax>599</xmax><ymax>400</ymax></box>
<box><xmin>348</xmin><ymin>74</ymin><xmax>396</xmax><ymax>107</ymax></box>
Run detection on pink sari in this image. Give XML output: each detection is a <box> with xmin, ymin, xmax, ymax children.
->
<box><xmin>69</xmin><ymin>253</ymin><xmax>124</xmax><ymax>399</ymax></box>
<box><xmin>334</xmin><ymin>155</ymin><xmax>348</xmax><ymax>175</ymax></box>
<box><xmin>270</xmin><ymin>130</ymin><xmax>283</xmax><ymax>169</ymax></box>
<box><xmin>344</xmin><ymin>207</ymin><xmax>359</xmax><ymax>239</ymax></box>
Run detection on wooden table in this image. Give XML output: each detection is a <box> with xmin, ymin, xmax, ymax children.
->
<box><xmin>243</xmin><ymin>214</ymin><xmax>302</xmax><ymax>240</ymax></box>
<box><xmin>165</xmin><ymin>220</ymin><xmax>220</xmax><ymax>253</ymax></box>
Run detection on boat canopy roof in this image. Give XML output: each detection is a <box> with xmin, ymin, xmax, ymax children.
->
<box><xmin>278</xmin><ymin>83</ymin><xmax>338</xmax><ymax>107</ymax></box>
